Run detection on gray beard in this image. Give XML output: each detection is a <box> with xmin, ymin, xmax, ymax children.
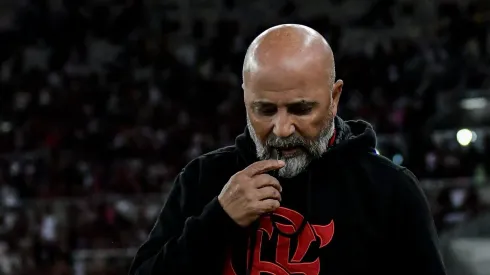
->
<box><xmin>247</xmin><ymin>114</ymin><xmax>335</xmax><ymax>178</ymax></box>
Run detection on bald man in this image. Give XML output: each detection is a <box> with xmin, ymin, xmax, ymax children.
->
<box><xmin>130</xmin><ymin>24</ymin><xmax>446</xmax><ymax>275</ymax></box>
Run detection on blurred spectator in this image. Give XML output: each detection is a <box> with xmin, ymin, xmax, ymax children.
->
<box><xmin>0</xmin><ymin>0</ymin><xmax>488</xmax><ymax>274</ymax></box>
<box><xmin>434</xmin><ymin>185</ymin><xmax>482</xmax><ymax>233</ymax></box>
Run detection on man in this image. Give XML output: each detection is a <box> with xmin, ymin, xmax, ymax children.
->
<box><xmin>129</xmin><ymin>24</ymin><xmax>446</xmax><ymax>275</ymax></box>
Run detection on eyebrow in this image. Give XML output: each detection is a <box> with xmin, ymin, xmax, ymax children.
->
<box><xmin>251</xmin><ymin>100</ymin><xmax>318</xmax><ymax>108</ymax></box>
<box><xmin>286</xmin><ymin>100</ymin><xmax>318</xmax><ymax>108</ymax></box>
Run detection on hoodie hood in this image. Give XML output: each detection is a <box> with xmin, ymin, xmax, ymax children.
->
<box><xmin>235</xmin><ymin>116</ymin><xmax>378</xmax><ymax>166</ymax></box>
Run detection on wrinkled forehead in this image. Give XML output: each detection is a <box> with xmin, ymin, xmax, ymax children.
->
<box><xmin>243</xmin><ymin>65</ymin><xmax>332</xmax><ymax>103</ymax></box>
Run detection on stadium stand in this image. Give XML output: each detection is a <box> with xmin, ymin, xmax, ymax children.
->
<box><xmin>0</xmin><ymin>0</ymin><xmax>489</xmax><ymax>274</ymax></box>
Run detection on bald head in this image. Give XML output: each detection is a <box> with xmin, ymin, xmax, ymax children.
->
<box><xmin>243</xmin><ymin>24</ymin><xmax>336</xmax><ymax>87</ymax></box>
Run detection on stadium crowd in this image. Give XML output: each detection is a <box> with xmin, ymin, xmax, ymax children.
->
<box><xmin>0</xmin><ymin>0</ymin><xmax>489</xmax><ymax>274</ymax></box>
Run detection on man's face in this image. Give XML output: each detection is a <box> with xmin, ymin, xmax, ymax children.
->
<box><xmin>244</xmin><ymin>65</ymin><xmax>343</xmax><ymax>178</ymax></box>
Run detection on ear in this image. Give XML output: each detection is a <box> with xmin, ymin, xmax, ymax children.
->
<box><xmin>331</xmin><ymin>79</ymin><xmax>343</xmax><ymax>115</ymax></box>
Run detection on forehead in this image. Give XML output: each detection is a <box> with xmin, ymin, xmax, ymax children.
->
<box><xmin>244</xmin><ymin>66</ymin><xmax>330</xmax><ymax>103</ymax></box>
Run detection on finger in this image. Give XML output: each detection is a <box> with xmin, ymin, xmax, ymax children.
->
<box><xmin>254</xmin><ymin>174</ymin><xmax>282</xmax><ymax>192</ymax></box>
<box><xmin>242</xmin><ymin>159</ymin><xmax>285</xmax><ymax>177</ymax></box>
<box><xmin>256</xmin><ymin>199</ymin><xmax>280</xmax><ymax>214</ymax></box>
<box><xmin>256</xmin><ymin>186</ymin><xmax>282</xmax><ymax>201</ymax></box>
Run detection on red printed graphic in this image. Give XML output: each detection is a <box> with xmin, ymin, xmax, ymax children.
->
<box><xmin>223</xmin><ymin>207</ymin><xmax>334</xmax><ymax>275</ymax></box>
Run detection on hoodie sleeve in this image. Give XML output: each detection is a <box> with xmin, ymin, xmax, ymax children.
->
<box><xmin>129</xmin><ymin>159</ymin><xmax>242</xmax><ymax>275</ymax></box>
<box><xmin>392</xmin><ymin>168</ymin><xmax>447</xmax><ymax>275</ymax></box>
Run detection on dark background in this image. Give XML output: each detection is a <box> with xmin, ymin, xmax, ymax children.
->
<box><xmin>0</xmin><ymin>0</ymin><xmax>489</xmax><ymax>274</ymax></box>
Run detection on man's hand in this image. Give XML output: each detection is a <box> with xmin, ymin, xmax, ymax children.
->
<box><xmin>218</xmin><ymin>160</ymin><xmax>285</xmax><ymax>227</ymax></box>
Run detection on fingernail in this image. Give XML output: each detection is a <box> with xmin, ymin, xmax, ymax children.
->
<box><xmin>278</xmin><ymin>160</ymin><xmax>285</xmax><ymax>165</ymax></box>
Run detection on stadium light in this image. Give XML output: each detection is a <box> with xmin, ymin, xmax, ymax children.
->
<box><xmin>456</xmin><ymin>129</ymin><xmax>474</xmax><ymax>146</ymax></box>
<box><xmin>460</xmin><ymin>97</ymin><xmax>488</xmax><ymax>110</ymax></box>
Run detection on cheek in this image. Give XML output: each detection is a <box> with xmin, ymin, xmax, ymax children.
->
<box><xmin>296</xmin><ymin>111</ymin><xmax>329</xmax><ymax>138</ymax></box>
<box><xmin>249</xmin><ymin>116</ymin><xmax>273</xmax><ymax>142</ymax></box>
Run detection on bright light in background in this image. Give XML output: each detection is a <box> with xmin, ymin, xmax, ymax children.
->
<box><xmin>456</xmin><ymin>129</ymin><xmax>475</xmax><ymax>146</ymax></box>
<box><xmin>392</xmin><ymin>154</ymin><xmax>404</xmax><ymax>165</ymax></box>
<box><xmin>460</xmin><ymin>97</ymin><xmax>488</xmax><ymax>110</ymax></box>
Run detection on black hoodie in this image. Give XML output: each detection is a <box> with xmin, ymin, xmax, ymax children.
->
<box><xmin>129</xmin><ymin>117</ymin><xmax>446</xmax><ymax>275</ymax></box>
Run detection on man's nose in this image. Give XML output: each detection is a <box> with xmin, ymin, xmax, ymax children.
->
<box><xmin>273</xmin><ymin>113</ymin><xmax>295</xmax><ymax>138</ymax></box>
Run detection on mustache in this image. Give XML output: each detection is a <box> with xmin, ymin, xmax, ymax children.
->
<box><xmin>265</xmin><ymin>134</ymin><xmax>308</xmax><ymax>149</ymax></box>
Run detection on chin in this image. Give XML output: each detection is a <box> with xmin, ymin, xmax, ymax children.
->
<box><xmin>277</xmin><ymin>154</ymin><xmax>310</xmax><ymax>178</ymax></box>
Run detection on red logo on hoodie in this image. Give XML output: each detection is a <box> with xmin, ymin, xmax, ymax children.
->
<box><xmin>223</xmin><ymin>207</ymin><xmax>334</xmax><ymax>275</ymax></box>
